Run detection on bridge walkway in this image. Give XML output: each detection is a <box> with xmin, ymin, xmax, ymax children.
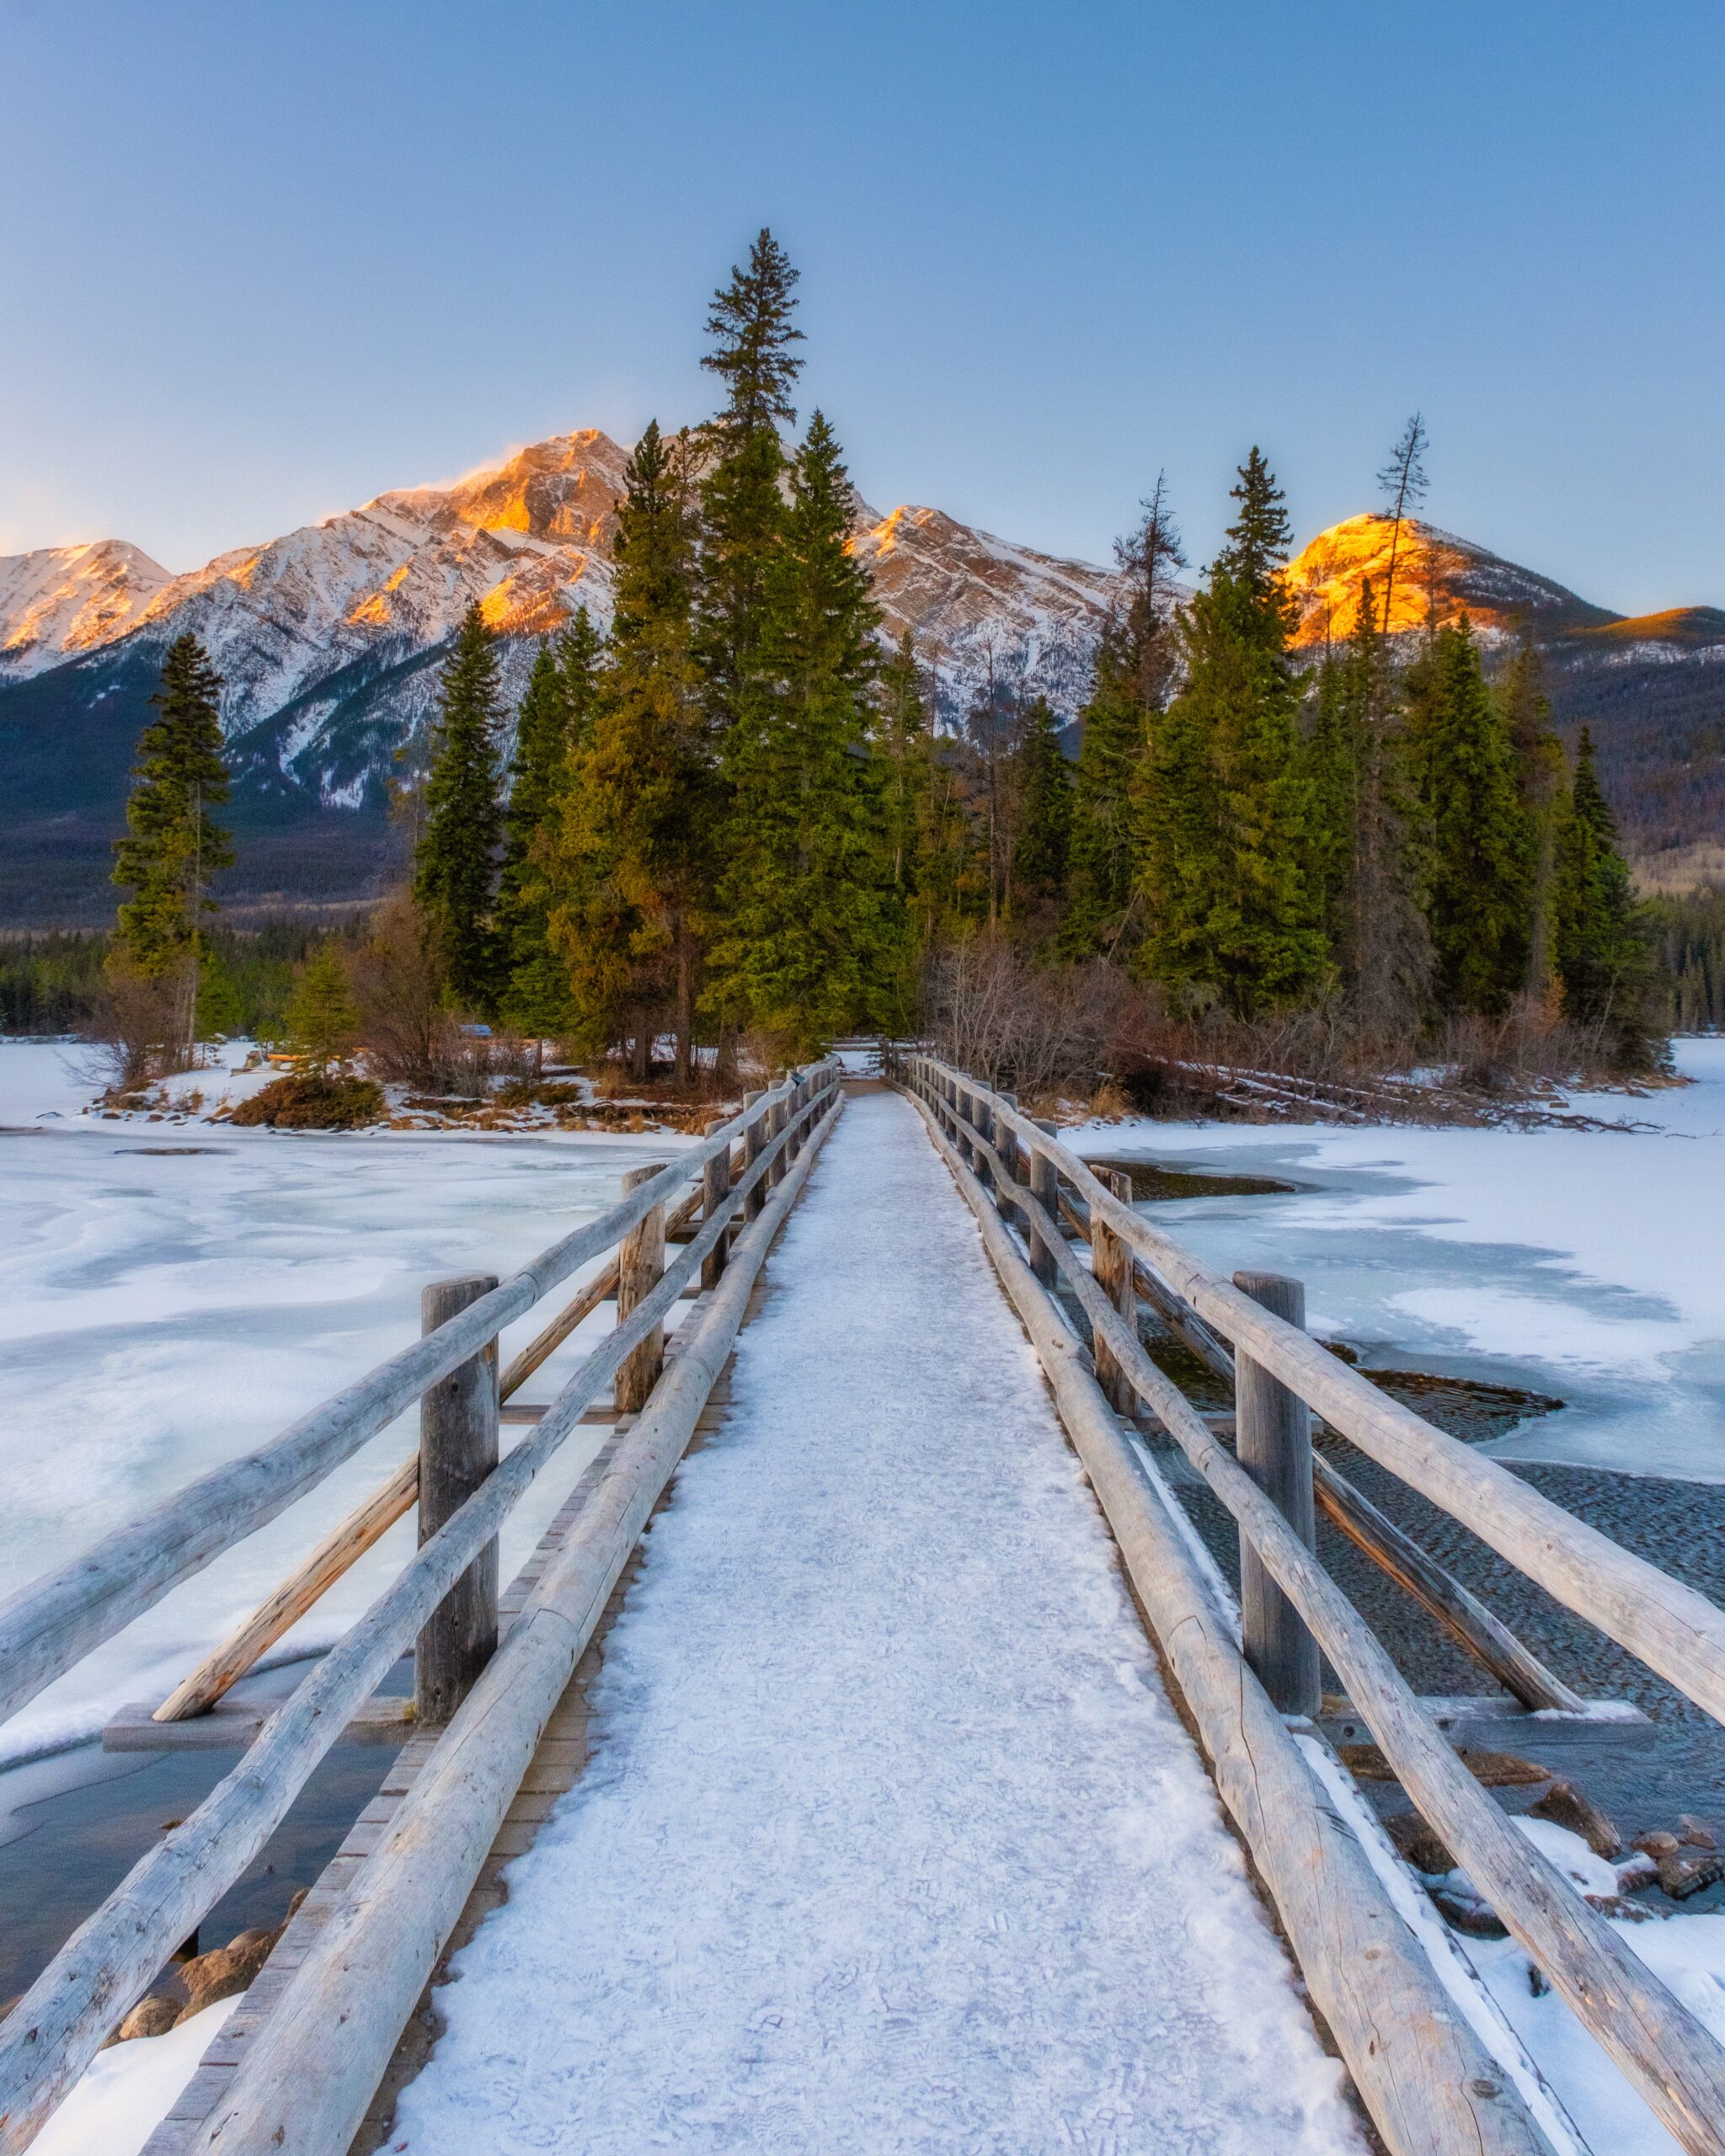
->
<box><xmin>380</xmin><ymin>1089</ymin><xmax>1365</xmax><ymax>2155</ymax></box>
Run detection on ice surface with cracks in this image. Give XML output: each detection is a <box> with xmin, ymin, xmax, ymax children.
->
<box><xmin>389</xmin><ymin>1091</ymin><xmax>1363</xmax><ymax>2155</ymax></box>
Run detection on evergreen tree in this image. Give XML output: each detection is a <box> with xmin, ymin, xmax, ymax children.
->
<box><xmin>286</xmin><ymin>942</ymin><xmax>361</xmax><ymax>1071</ymax></box>
<box><xmin>1402</xmin><ymin>615</ymin><xmax>1531</xmax><ymax>1016</ymax></box>
<box><xmin>555</xmin><ymin>423</ymin><xmax>711</xmax><ymax>1078</ymax></box>
<box><xmin>878</xmin><ymin>631</ymin><xmax>931</xmax><ymax>898</ymax></box>
<box><xmin>195</xmin><ymin>948</ymin><xmax>246</xmax><ymax>1040</ymax></box>
<box><xmin>111</xmin><ymin>632</ymin><xmax>233</xmax><ymax>986</ymax></box>
<box><xmin>413</xmin><ymin>602</ymin><xmax>505</xmax><ymax>1012</ymax></box>
<box><xmin>705</xmin><ymin>410</ymin><xmax>902</xmax><ymax>1050</ymax></box>
<box><xmin>1502</xmin><ymin>638</ymin><xmax>1567</xmax><ymax>1012</ymax></box>
<box><xmin>1306</xmin><ymin>579</ymin><xmax>1430</xmax><ymax>1043</ymax></box>
<box><xmin>498</xmin><ymin>613</ymin><xmax>602</xmax><ymax>1039</ymax></box>
<box><xmin>1067</xmin><ymin>637</ymin><xmax>1146</xmax><ymax>955</ymax></box>
<box><xmin>1137</xmin><ymin>452</ymin><xmax>1330</xmax><ymax>1013</ymax></box>
<box><xmin>1069</xmin><ymin>477</ymin><xmax>1185</xmax><ymax>958</ymax></box>
<box><xmin>697</xmin><ymin>229</ymin><xmax>803</xmax><ymax>739</ymax></box>
<box><xmin>1011</xmin><ymin>696</ymin><xmax>1072</xmax><ymax>915</ymax></box>
<box><xmin>1555</xmin><ymin>728</ymin><xmax>1662</xmax><ymax>1067</ymax></box>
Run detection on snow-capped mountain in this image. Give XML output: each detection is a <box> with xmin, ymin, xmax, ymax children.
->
<box><xmin>0</xmin><ymin>431</ymin><xmax>1121</xmax><ymax>782</ymax></box>
<box><xmin>3</xmin><ymin>462</ymin><xmax>1723</xmax><ymax>921</ymax></box>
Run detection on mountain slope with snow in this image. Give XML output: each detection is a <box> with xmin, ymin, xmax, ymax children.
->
<box><xmin>2</xmin><ymin>460</ymin><xmax>1722</xmax><ymax>919</ymax></box>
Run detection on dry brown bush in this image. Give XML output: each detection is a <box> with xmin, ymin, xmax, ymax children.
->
<box><xmin>921</xmin><ymin>936</ymin><xmax>1147</xmax><ymax>1100</ymax></box>
<box><xmin>79</xmin><ymin>967</ymin><xmax>191</xmax><ymax>1093</ymax></box>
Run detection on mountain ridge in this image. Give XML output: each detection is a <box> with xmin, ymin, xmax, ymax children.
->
<box><xmin>2</xmin><ymin>440</ymin><xmax>1722</xmax><ymax>921</ymax></box>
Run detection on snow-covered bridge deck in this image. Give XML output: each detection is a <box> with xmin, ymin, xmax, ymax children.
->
<box><xmin>385</xmin><ymin>1091</ymin><xmax>1361</xmax><ymax>2153</ymax></box>
<box><xmin>11</xmin><ymin>1064</ymin><xmax>1725</xmax><ymax>2156</ymax></box>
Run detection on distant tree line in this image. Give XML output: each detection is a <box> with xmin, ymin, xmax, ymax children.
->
<box><xmin>90</xmin><ymin>237</ymin><xmax>1678</xmax><ymax>1095</ymax></box>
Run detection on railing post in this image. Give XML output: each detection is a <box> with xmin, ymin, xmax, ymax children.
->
<box><xmin>702</xmin><ymin>1119</ymin><xmax>731</xmax><ymax>1291</ymax></box>
<box><xmin>789</xmin><ymin>1071</ymin><xmax>808</xmax><ymax>1160</ymax></box>
<box><xmin>415</xmin><ymin>1273</ymin><xmax>499</xmax><ymax>1724</ymax></box>
<box><xmin>1089</xmin><ymin>1168</ymin><xmax>1138</xmax><ymax>1416</ymax></box>
<box><xmin>615</xmin><ymin>1163</ymin><xmax>669</xmax><ymax>1413</ymax></box>
<box><xmin>767</xmin><ymin>1075</ymin><xmax>788</xmax><ymax>1188</ymax></box>
<box><xmin>975</xmin><ymin>1091</ymin><xmax>996</xmax><ymax>1192</ymax></box>
<box><xmin>1029</xmin><ymin>1120</ymin><xmax>1061</xmax><ymax>1287</ymax></box>
<box><xmin>1234</xmin><ymin>1270</ymin><xmax>1322</xmax><ymax>1719</ymax></box>
<box><xmin>742</xmin><ymin>1090</ymin><xmax>767</xmax><ymax>1219</ymax></box>
<box><xmin>996</xmin><ymin>1090</ymin><xmax>1023</xmax><ymax>1230</ymax></box>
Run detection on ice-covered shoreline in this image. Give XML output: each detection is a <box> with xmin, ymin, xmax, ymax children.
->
<box><xmin>1069</xmin><ymin>1038</ymin><xmax>1725</xmax><ymax>1483</ymax></box>
<box><xmin>0</xmin><ymin>1041</ymin><xmax>697</xmax><ymax>1770</ymax></box>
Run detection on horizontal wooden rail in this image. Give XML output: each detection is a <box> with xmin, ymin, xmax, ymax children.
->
<box><xmin>0</xmin><ymin>1070</ymin><xmax>841</xmax><ymax>2152</ymax></box>
<box><xmin>1121</xmin><ymin>1253</ymin><xmax>1582</xmax><ymax>1714</ymax></box>
<box><xmin>915</xmin><ymin>1054</ymin><xmax>1725</xmax><ymax>1735</ymax></box>
<box><xmin>153</xmin><ymin>1459</ymin><xmax>421</xmax><ymax>1725</ymax></box>
<box><xmin>0</xmin><ymin>1072</ymin><xmax>822</xmax><ymax>1727</ymax></box>
<box><xmin>904</xmin><ymin>1057</ymin><xmax>1725</xmax><ymax>2156</ymax></box>
<box><xmin>184</xmin><ymin>1090</ymin><xmax>845</xmax><ymax>2156</ymax></box>
<box><xmin>903</xmin><ymin>1084</ymin><xmax>1557</xmax><ymax>2156</ymax></box>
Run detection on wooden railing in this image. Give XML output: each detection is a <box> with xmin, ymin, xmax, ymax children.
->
<box><xmin>0</xmin><ymin>1062</ymin><xmax>843</xmax><ymax>2154</ymax></box>
<box><xmin>896</xmin><ymin>1049</ymin><xmax>1725</xmax><ymax>2156</ymax></box>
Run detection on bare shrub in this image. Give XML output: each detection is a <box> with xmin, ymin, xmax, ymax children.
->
<box><xmin>345</xmin><ymin>897</ymin><xmax>492</xmax><ymax>1092</ymax></box>
<box><xmin>79</xmin><ymin>967</ymin><xmax>190</xmax><ymax>1094</ymax></box>
<box><xmin>921</xmin><ymin>936</ymin><xmax>1146</xmax><ymax>1101</ymax></box>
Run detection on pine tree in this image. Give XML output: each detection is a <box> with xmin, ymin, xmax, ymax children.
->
<box><xmin>1011</xmin><ymin>696</ymin><xmax>1072</xmax><ymax>915</ymax></box>
<box><xmin>1067</xmin><ymin>637</ymin><xmax>1146</xmax><ymax>955</ymax></box>
<box><xmin>111</xmin><ymin>632</ymin><xmax>233</xmax><ymax>985</ymax></box>
<box><xmin>1308</xmin><ymin>579</ymin><xmax>1430</xmax><ymax>1044</ymax></box>
<box><xmin>1069</xmin><ymin>478</ymin><xmax>1186</xmax><ymax>958</ymax></box>
<box><xmin>498</xmin><ymin>613</ymin><xmax>601</xmax><ymax>1040</ymax></box>
<box><xmin>878</xmin><ymin>631</ymin><xmax>930</xmax><ymax>898</ymax></box>
<box><xmin>413</xmin><ymin>602</ymin><xmax>505</xmax><ymax>1012</ymax></box>
<box><xmin>697</xmin><ymin>230</ymin><xmax>803</xmax><ymax>740</ymax></box>
<box><xmin>1402</xmin><ymin>615</ymin><xmax>1531</xmax><ymax>1016</ymax></box>
<box><xmin>705</xmin><ymin>410</ymin><xmax>902</xmax><ymax>1051</ymax></box>
<box><xmin>1137</xmin><ymin>452</ymin><xmax>1330</xmax><ymax>1014</ymax></box>
<box><xmin>1502</xmin><ymin>639</ymin><xmax>1567</xmax><ymax>1011</ymax></box>
<box><xmin>286</xmin><ymin>942</ymin><xmax>361</xmax><ymax>1071</ymax></box>
<box><xmin>1554</xmin><ymin>728</ymin><xmax>1662</xmax><ymax>1067</ymax></box>
<box><xmin>555</xmin><ymin>423</ymin><xmax>712</xmax><ymax>1079</ymax></box>
<box><xmin>1375</xmin><ymin>414</ymin><xmax>1430</xmax><ymax>634</ymax></box>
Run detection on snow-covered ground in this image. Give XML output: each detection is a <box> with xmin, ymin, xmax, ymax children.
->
<box><xmin>0</xmin><ymin>1040</ymin><xmax>697</xmax><ymax>1771</ymax></box>
<box><xmin>389</xmin><ymin>1091</ymin><xmax>1365</xmax><ymax>2155</ymax></box>
<box><xmin>1071</xmin><ymin>1038</ymin><xmax>1725</xmax><ymax>1483</ymax></box>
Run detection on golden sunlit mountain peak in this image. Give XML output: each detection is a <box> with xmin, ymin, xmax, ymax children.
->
<box><xmin>1284</xmin><ymin>514</ymin><xmax>1615</xmax><ymax>647</ymax></box>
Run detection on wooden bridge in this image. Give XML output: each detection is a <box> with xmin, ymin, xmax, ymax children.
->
<box><xmin>2</xmin><ymin>1058</ymin><xmax>1724</xmax><ymax>2154</ymax></box>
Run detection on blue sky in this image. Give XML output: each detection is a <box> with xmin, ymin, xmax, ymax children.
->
<box><xmin>2</xmin><ymin>0</ymin><xmax>1720</xmax><ymax>614</ymax></box>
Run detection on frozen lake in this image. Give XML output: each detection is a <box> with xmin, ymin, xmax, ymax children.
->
<box><xmin>0</xmin><ymin>1044</ymin><xmax>693</xmax><ymax>1770</ymax></box>
<box><xmin>1071</xmin><ymin>1038</ymin><xmax>1725</xmax><ymax>1486</ymax></box>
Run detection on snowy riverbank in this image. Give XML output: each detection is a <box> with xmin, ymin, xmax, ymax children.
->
<box><xmin>0</xmin><ymin>1040</ymin><xmax>696</xmax><ymax>1770</ymax></box>
<box><xmin>1071</xmin><ymin>1037</ymin><xmax>1725</xmax><ymax>1484</ymax></box>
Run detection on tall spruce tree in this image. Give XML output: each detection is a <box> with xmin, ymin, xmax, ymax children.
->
<box><xmin>1307</xmin><ymin>579</ymin><xmax>1430</xmax><ymax>1044</ymax></box>
<box><xmin>1068</xmin><ymin>478</ymin><xmax>1186</xmax><ymax>957</ymax></box>
<box><xmin>1137</xmin><ymin>451</ymin><xmax>1331</xmax><ymax>1013</ymax></box>
<box><xmin>1503</xmin><ymin>638</ymin><xmax>1567</xmax><ymax>1013</ymax></box>
<box><xmin>112</xmin><ymin>632</ymin><xmax>233</xmax><ymax>989</ymax></box>
<box><xmin>413</xmin><ymin>602</ymin><xmax>505</xmax><ymax>1012</ymax></box>
<box><xmin>706</xmin><ymin>410</ymin><xmax>902</xmax><ymax>1050</ymax></box>
<box><xmin>1554</xmin><ymin>728</ymin><xmax>1661</xmax><ymax>1067</ymax></box>
<box><xmin>498</xmin><ymin>614</ymin><xmax>601</xmax><ymax>1039</ymax></box>
<box><xmin>1401</xmin><ymin>615</ymin><xmax>1531</xmax><ymax>1016</ymax></box>
<box><xmin>1011</xmin><ymin>696</ymin><xmax>1073</xmax><ymax>919</ymax></box>
<box><xmin>697</xmin><ymin>229</ymin><xmax>803</xmax><ymax>742</ymax></box>
<box><xmin>555</xmin><ymin>423</ymin><xmax>712</xmax><ymax>1079</ymax></box>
